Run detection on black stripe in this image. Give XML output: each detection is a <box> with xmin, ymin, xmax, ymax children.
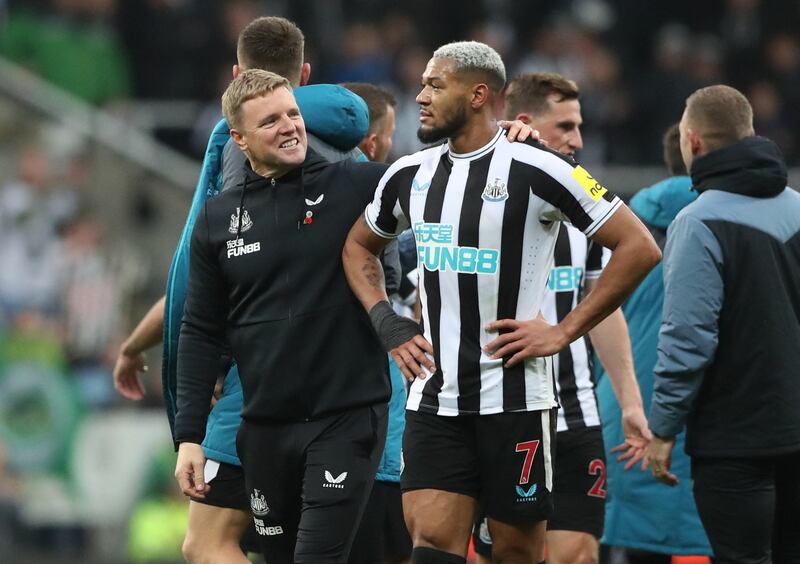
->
<box><xmin>524</xmin><ymin>163</ymin><xmax>594</xmax><ymax>231</ymax></box>
<box><xmin>498</xmin><ymin>159</ymin><xmax>530</xmax><ymax>411</ymax></box>
<box><xmin>419</xmin><ymin>155</ymin><xmax>451</xmax><ymax>412</ymax></box>
<box><xmin>376</xmin><ymin>166</ymin><xmax>417</xmax><ymax>235</ymax></box>
<box><xmin>397</xmin><ymin>165</ymin><xmax>418</xmax><ymax>228</ymax></box>
<box><xmin>585</xmin><ymin>240</ymin><xmax>604</xmax><ymax>273</ymax></box>
<box><xmin>456</xmin><ymin>155</ymin><xmax>491</xmax><ymax>413</ymax></box>
<box><xmin>553</xmin><ymin>225</ymin><xmax>584</xmax><ymax>429</ymax></box>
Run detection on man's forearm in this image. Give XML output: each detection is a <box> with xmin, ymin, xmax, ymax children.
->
<box><xmin>342</xmin><ymin>223</ymin><xmax>390</xmax><ymax>312</ymax></box>
<box><xmin>560</xmin><ymin>229</ymin><xmax>659</xmax><ymax>344</ymax></box>
<box><xmin>121</xmin><ymin>295</ymin><xmax>166</xmax><ymax>355</ymax></box>
<box><xmin>589</xmin><ymin>308</ymin><xmax>642</xmax><ymax>411</ymax></box>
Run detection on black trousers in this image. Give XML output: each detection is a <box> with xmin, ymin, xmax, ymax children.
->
<box><xmin>692</xmin><ymin>451</ymin><xmax>800</xmax><ymax>564</ymax></box>
<box><xmin>237</xmin><ymin>404</ymin><xmax>388</xmax><ymax>564</ymax></box>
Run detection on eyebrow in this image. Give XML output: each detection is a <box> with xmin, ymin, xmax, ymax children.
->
<box><xmin>258</xmin><ymin>113</ymin><xmax>280</xmax><ymax>127</ymax></box>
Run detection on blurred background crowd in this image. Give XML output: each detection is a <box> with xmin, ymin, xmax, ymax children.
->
<box><xmin>0</xmin><ymin>0</ymin><xmax>798</xmax><ymax>562</ymax></box>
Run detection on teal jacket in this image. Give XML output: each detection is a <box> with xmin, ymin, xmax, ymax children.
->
<box><xmin>163</xmin><ymin>84</ymin><xmax>369</xmax><ymax>465</ymax></box>
<box><xmin>595</xmin><ymin>176</ymin><xmax>711</xmax><ymax>555</ymax></box>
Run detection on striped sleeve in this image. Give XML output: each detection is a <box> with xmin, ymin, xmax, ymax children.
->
<box><xmin>364</xmin><ymin>159</ymin><xmax>417</xmax><ymax>239</ymax></box>
<box><xmin>512</xmin><ymin>144</ymin><xmax>622</xmax><ymax>236</ymax></box>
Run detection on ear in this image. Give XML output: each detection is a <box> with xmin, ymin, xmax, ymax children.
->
<box><xmin>514</xmin><ymin>112</ymin><xmax>532</xmax><ymax>125</ymax></box>
<box><xmin>230</xmin><ymin>128</ymin><xmax>247</xmax><ymax>152</ymax></box>
<box><xmin>299</xmin><ymin>62</ymin><xmax>311</xmax><ymax>87</ymax></box>
<box><xmin>688</xmin><ymin>128</ymin><xmax>703</xmax><ymax>156</ymax></box>
<box><xmin>470</xmin><ymin>83</ymin><xmax>490</xmax><ymax>110</ymax></box>
<box><xmin>232</xmin><ymin>64</ymin><xmax>241</xmax><ymax>79</ymax></box>
<box><xmin>360</xmin><ymin>133</ymin><xmax>377</xmax><ymax>161</ymax></box>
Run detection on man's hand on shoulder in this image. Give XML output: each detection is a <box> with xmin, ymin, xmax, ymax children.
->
<box><xmin>498</xmin><ymin>120</ymin><xmax>543</xmax><ymax>145</ymax></box>
<box><xmin>484</xmin><ymin>314</ymin><xmax>569</xmax><ymax>367</ymax></box>
<box><xmin>175</xmin><ymin>442</ymin><xmax>209</xmax><ymax>500</ymax></box>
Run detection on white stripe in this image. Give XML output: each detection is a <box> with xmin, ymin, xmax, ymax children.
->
<box><xmin>434</xmin><ymin>159</ymin><xmax>470</xmax><ymax>415</ymax></box>
<box><xmin>541</xmin><ymin>409</ymin><xmax>553</xmax><ymax>492</ymax></box>
<box><xmin>517</xmin><ymin>189</ymin><xmax>559</xmax><ymax>411</ymax></box>
<box><xmin>477</xmin><ymin>145</ymin><xmax>512</xmax><ymax>413</ymax></box>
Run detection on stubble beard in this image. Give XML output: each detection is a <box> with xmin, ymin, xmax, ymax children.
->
<box><xmin>417</xmin><ymin>104</ymin><xmax>469</xmax><ymax>144</ymax></box>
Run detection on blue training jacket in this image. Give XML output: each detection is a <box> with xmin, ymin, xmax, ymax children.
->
<box><xmin>163</xmin><ymin>84</ymin><xmax>406</xmax><ymax>481</ymax></box>
<box><xmin>595</xmin><ymin>176</ymin><xmax>711</xmax><ymax>555</ymax></box>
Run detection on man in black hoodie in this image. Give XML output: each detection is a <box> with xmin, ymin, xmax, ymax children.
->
<box><xmin>173</xmin><ymin>69</ymin><xmax>392</xmax><ymax>564</ymax></box>
<box><xmin>646</xmin><ymin>85</ymin><xmax>800</xmax><ymax>564</ymax></box>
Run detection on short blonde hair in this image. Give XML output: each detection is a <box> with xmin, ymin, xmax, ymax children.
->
<box><xmin>685</xmin><ymin>85</ymin><xmax>753</xmax><ymax>151</ymax></box>
<box><xmin>222</xmin><ymin>69</ymin><xmax>292</xmax><ymax>130</ymax></box>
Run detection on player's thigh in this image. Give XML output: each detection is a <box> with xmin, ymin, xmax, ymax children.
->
<box><xmin>186</xmin><ymin>501</ymin><xmax>251</xmax><ymax>547</ymax></box>
<box><xmin>401</xmin><ymin>409</ymin><xmax>480</xmax><ymax>554</ymax></box>
<box><xmin>547</xmin><ymin>427</ymin><xmax>606</xmax><ymax>539</ymax></box>
<box><xmin>545</xmin><ymin>530</ymin><xmax>599</xmax><ymax>564</ymax></box>
<box><xmin>692</xmin><ymin>456</ymin><xmax>774</xmax><ymax>564</ymax></box>
<box><xmin>403</xmin><ymin>489</ymin><xmax>477</xmax><ymax>555</ymax></box>
<box><xmin>295</xmin><ymin>404</ymin><xmax>387</xmax><ymax>564</ymax></box>
<box><xmin>487</xmin><ymin>518</ymin><xmax>546</xmax><ymax>564</ymax></box>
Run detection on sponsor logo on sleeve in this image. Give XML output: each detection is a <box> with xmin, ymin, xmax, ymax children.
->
<box><xmin>571</xmin><ymin>166</ymin><xmax>608</xmax><ymax>202</ymax></box>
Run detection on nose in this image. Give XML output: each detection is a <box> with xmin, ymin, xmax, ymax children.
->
<box><xmin>416</xmin><ymin>87</ymin><xmax>429</xmax><ymax>106</ymax></box>
<box><xmin>569</xmin><ymin>128</ymin><xmax>583</xmax><ymax>151</ymax></box>
<box><xmin>278</xmin><ymin>114</ymin><xmax>297</xmax><ymax>134</ymax></box>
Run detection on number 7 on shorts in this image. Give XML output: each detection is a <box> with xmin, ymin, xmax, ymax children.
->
<box><xmin>515</xmin><ymin>440</ymin><xmax>540</xmax><ymax>485</ymax></box>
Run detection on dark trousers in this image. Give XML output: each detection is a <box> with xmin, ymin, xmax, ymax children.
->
<box><xmin>692</xmin><ymin>451</ymin><xmax>800</xmax><ymax>564</ymax></box>
<box><xmin>237</xmin><ymin>404</ymin><xmax>388</xmax><ymax>564</ymax></box>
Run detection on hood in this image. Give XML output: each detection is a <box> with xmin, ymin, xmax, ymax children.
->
<box><xmin>690</xmin><ymin>136</ymin><xmax>787</xmax><ymax>198</ymax></box>
<box><xmin>294</xmin><ymin>84</ymin><xmax>369</xmax><ymax>151</ymax></box>
<box><xmin>630</xmin><ymin>175</ymin><xmax>696</xmax><ymax>229</ymax></box>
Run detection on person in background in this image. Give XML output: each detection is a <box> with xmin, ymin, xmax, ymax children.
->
<box><xmin>595</xmin><ymin>123</ymin><xmax>710</xmax><ymax>563</ymax></box>
<box><xmin>646</xmin><ymin>85</ymin><xmax>800</xmax><ymax>564</ymax></box>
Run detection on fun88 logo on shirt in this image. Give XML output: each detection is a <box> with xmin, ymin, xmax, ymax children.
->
<box><xmin>547</xmin><ymin>266</ymin><xmax>584</xmax><ymax>292</ymax></box>
<box><xmin>414</xmin><ymin>222</ymin><xmax>499</xmax><ymax>274</ymax></box>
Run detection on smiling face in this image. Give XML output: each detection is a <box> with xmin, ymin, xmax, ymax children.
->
<box><xmin>416</xmin><ymin>57</ymin><xmax>471</xmax><ymax>144</ymax></box>
<box><xmin>529</xmin><ymin>95</ymin><xmax>583</xmax><ymax>156</ymax></box>
<box><xmin>231</xmin><ymin>86</ymin><xmax>307</xmax><ymax>177</ymax></box>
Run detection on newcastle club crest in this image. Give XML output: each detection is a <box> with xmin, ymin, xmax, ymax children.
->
<box><xmin>482</xmin><ymin>177</ymin><xmax>508</xmax><ymax>202</ymax></box>
<box><xmin>250</xmin><ymin>489</ymin><xmax>270</xmax><ymax>516</ymax></box>
<box><xmin>229</xmin><ymin>207</ymin><xmax>253</xmax><ymax>234</ymax></box>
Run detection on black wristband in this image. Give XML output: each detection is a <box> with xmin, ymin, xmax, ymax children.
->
<box><xmin>368</xmin><ymin>301</ymin><xmax>423</xmax><ymax>352</ymax></box>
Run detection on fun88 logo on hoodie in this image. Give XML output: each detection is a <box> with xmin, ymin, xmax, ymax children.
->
<box><xmin>414</xmin><ymin>222</ymin><xmax>499</xmax><ymax>275</ymax></box>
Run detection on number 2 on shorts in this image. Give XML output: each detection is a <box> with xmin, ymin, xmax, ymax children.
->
<box><xmin>515</xmin><ymin>440</ymin><xmax>540</xmax><ymax>485</ymax></box>
<box><xmin>587</xmin><ymin>458</ymin><xmax>607</xmax><ymax>498</ymax></box>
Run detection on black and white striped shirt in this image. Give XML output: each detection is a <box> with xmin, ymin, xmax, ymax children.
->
<box><xmin>365</xmin><ymin>128</ymin><xmax>621</xmax><ymax>416</ymax></box>
<box><xmin>541</xmin><ymin>224</ymin><xmax>610</xmax><ymax>431</ymax></box>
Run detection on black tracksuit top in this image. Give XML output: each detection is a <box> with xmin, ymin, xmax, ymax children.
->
<box><xmin>174</xmin><ymin>149</ymin><xmax>391</xmax><ymax>444</ymax></box>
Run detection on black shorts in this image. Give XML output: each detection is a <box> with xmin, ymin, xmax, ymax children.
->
<box><xmin>547</xmin><ymin>427</ymin><xmax>606</xmax><ymax>537</ymax></box>
<box><xmin>237</xmin><ymin>404</ymin><xmax>388</xmax><ymax>564</ymax></box>
<box><xmin>196</xmin><ymin>460</ymin><xmax>262</xmax><ymax>554</ymax></box>
<box><xmin>472</xmin><ymin>426</ymin><xmax>606</xmax><ymax>555</ymax></box>
<box><xmin>348</xmin><ymin>481</ymin><xmax>412</xmax><ymax>564</ymax></box>
<box><xmin>200</xmin><ymin>460</ymin><xmax>250</xmax><ymax>510</ymax></box>
<box><xmin>402</xmin><ymin>408</ymin><xmax>556</xmax><ymax>524</ymax></box>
